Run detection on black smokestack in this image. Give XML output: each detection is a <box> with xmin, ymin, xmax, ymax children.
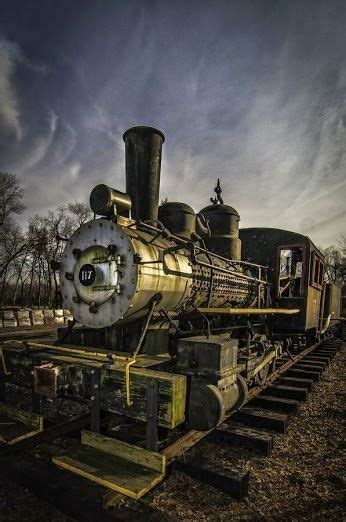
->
<box><xmin>123</xmin><ymin>126</ymin><xmax>165</xmax><ymax>222</ymax></box>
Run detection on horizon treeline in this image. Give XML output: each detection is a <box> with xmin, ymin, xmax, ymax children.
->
<box><xmin>0</xmin><ymin>172</ymin><xmax>92</xmax><ymax>309</ymax></box>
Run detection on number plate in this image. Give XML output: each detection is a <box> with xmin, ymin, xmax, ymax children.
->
<box><xmin>79</xmin><ymin>264</ymin><xmax>96</xmax><ymax>286</ymax></box>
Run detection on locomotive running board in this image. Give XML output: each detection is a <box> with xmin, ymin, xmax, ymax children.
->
<box><xmin>0</xmin><ymin>402</ymin><xmax>43</xmax><ymax>445</ymax></box>
<box><xmin>53</xmin><ymin>430</ymin><xmax>166</xmax><ymax>499</ymax></box>
<box><xmin>197</xmin><ymin>307</ymin><xmax>300</xmax><ymax>315</ymax></box>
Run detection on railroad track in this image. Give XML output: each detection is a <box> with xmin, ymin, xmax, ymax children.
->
<box><xmin>0</xmin><ymin>336</ymin><xmax>343</xmax><ymax>520</ymax></box>
<box><xmin>171</xmin><ymin>337</ymin><xmax>344</xmax><ymax>501</ymax></box>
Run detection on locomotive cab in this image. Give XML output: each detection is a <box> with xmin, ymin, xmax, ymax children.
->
<box><xmin>240</xmin><ymin>227</ymin><xmax>326</xmax><ymax>340</ymax></box>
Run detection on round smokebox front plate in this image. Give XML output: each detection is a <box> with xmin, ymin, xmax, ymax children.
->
<box><xmin>59</xmin><ymin>219</ymin><xmax>138</xmax><ymax>329</ymax></box>
<box><xmin>73</xmin><ymin>245</ymin><xmax>119</xmax><ymax>306</ymax></box>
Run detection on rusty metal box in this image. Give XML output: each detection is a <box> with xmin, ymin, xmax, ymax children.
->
<box><xmin>176</xmin><ymin>335</ymin><xmax>238</xmax><ymax>375</ymax></box>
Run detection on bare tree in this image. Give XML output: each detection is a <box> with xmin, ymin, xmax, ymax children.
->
<box><xmin>0</xmin><ymin>181</ymin><xmax>94</xmax><ymax>307</ymax></box>
<box><xmin>322</xmin><ymin>235</ymin><xmax>346</xmax><ymax>284</ymax></box>
<box><xmin>0</xmin><ymin>173</ymin><xmax>27</xmax><ymax>281</ymax></box>
<box><xmin>67</xmin><ymin>201</ymin><xmax>93</xmax><ymax>227</ymax></box>
<box><xmin>0</xmin><ymin>172</ymin><xmax>26</xmax><ymax>227</ymax></box>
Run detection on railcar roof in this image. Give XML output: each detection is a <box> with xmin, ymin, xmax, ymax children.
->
<box><xmin>239</xmin><ymin>227</ymin><xmax>325</xmax><ymax>259</ymax></box>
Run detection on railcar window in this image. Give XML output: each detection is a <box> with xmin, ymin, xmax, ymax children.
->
<box><xmin>319</xmin><ymin>263</ymin><xmax>324</xmax><ymax>285</ymax></box>
<box><xmin>278</xmin><ymin>247</ymin><xmax>303</xmax><ymax>298</ymax></box>
<box><xmin>311</xmin><ymin>253</ymin><xmax>324</xmax><ymax>288</ymax></box>
<box><xmin>314</xmin><ymin>259</ymin><xmax>319</xmax><ymax>283</ymax></box>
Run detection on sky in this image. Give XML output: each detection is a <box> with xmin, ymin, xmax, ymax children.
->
<box><xmin>0</xmin><ymin>0</ymin><xmax>345</xmax><ymax>247</ymax></box>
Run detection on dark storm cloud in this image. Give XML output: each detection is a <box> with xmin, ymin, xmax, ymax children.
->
<box><xmin>0</xmin><ymin>0</ymin><xmax>345</xmax><ymax>245</ymax></box>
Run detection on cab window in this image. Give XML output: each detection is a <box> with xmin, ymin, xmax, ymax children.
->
<box><xmin>278</xmin><ymin>247</ymin><xmax>303</xmax><ymax>298</ymax></box>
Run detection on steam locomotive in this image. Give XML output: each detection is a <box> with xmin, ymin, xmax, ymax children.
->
<box><xmin>3</xmin><ymin>127</ymin><xmax>338</xmax><ymax>436</ymax></box>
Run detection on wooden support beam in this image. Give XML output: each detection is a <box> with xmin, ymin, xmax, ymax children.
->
<box><xmin>231</xmin><ymin>407</ymin><xmax>288</xmax><ymax>433</ymax></box>
<box><xmin>90</xmin><ymin>368</ymin><xmax>101</xmax><ymax>433</ymax></box>
<box><xmin>0</xmin><ymin>376</ymin><xmax>5</xmax><ymax>403</ymax></box>
<box><xmin>1</xmin><ymin>415</ymin><xmax>90</xmax><ymax>456</ymax></box>
<box><xmin>175</xmin><ymin>458</ymin><xmax>249</xmax><ymax>500</ymax></box>
<box><xmin>81</xmin><ymin>430</ymin><xmax>165</xmax><ymax>473</ymax></box>
<box><xmin>212</xmin><ymin>423</ymin><xmax>273</xmax><ymax>456</ymax></box>
<box><xmin>0</xmin><ymin>402</ymin><xmax>43</xmax><ymax>430</ymax></box>
<box><xmin>4</xmin><ymin>346</ymin><xmax>186</xmax><ymax>430</ymax></box>
<box><xmin>0</xmin><ymin>326</ymin><xmax>57</xmax><ymax>342</ymax></box>
<box><xmin>102</xmin><ymin>365</ymin><xmax>186</xmax><ymax>429</ymax></box>
<box><xmin>249</xmin><ymin>394</ymin><xmax>299</xmax><ymax>413</ymax></box>
<box><xmin>146</xmin><ymin>380</ymin><xmax>158</xmax><ymax>452</ymax></box>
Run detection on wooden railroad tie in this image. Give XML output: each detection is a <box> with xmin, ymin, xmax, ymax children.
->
<box><xmin>265</xmin><ymin>384</ymin><xmax>308</xmax><ymax>401</ymax></box>
<box><xmin>174</xmin><ymin>457</ymin><xmax>250</xmax><ymax>501</ymax></box>
<box><xmin>302</xmin><ymin>356</ymin><xmax>329</xmax><ymax>367</ymax></box>
<box><xmin>249</xmin><ymin>394</ymin><xmax>299</xmax><ymax>413</ymax></box>
<box><xmin>310</xmin><ymin>352</ymin><xmax>334</xmax><ymax>360</ymax></box>
<box><xmin>285</xmin><ymin>368</ymin><xmax>320</xmax><ymax>381</ymax></box>
<box><xmin>231</xmin><ymin>407</ymin><xmax>288</xmax><ymax>433</ymax></box>
<box><xmin>277</xmin><ymin>376</ymin><xmax>314</xmax><ymax>391</ymax></box>
<box><xmin>319</xmin><ymin>340</ymin><xmax>342</xmax><ymax>346</ymax></box>
<box><xmin>316</xmin><ymin>345</ymin><xmax>340</xmax><ymax>352</ymax></box>
<box><xmin>314</xmin><ymin>349</ymin><xmax>338</xmax><ymax>357</ymax></box>
<box><xmin>212</xmin><ymin>423</ymin><xmax>274</xmax><ymax>456</ymax></box>
<box><xmin>307</xmin><ymin>353</ymin><xmax>332</xmax><ymax>361</ymax></box>
<box><xmin>293</xmin><ymin>362</ymin><xmax>324</xmax><ymax>374</ymax></box>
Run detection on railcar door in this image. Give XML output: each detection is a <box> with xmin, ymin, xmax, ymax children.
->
<box><xmin>275</xmin><ymin>244</ymin><xmax>307</xmax><ymax>332</ymax></box>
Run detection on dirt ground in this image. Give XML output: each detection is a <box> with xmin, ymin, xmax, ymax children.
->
<box><xmin>0</xmin><ymin>344</ymin><xmax>344</xmax><ymax>521</ymax></box>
